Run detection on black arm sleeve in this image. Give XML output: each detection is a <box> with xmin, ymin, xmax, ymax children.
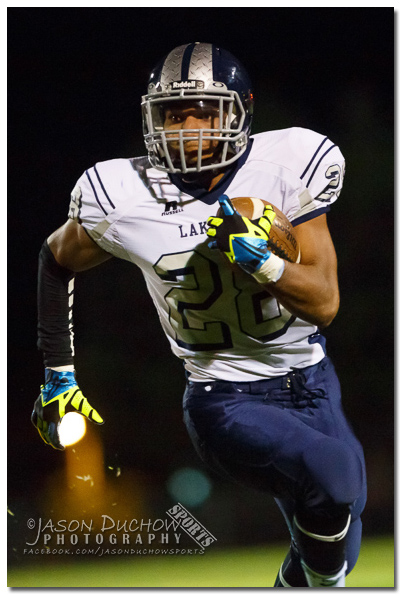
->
<box><xmin>37</xmin><ymin>240</ymin><xmax>75</xmax><ymax>367</ymax></box>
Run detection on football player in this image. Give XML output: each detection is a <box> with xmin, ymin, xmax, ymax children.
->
<box><xmin>32</xmin><ymin>42</ymin><xmax>367</xmax><ymax>587</ymax></box>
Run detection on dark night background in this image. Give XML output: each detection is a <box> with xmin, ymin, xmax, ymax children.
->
<box><xmin>8</xmin><ymin>8</ymin><xmax>394</xmax><ymax>564</ymax></box>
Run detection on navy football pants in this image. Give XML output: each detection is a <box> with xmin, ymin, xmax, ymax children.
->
<box><xmin>183</xmin><ymin>357</ymin><xmax>367</xmax><ymax>574</ymax></box>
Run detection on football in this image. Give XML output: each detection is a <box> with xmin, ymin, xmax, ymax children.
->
<box><xmin>219</xmin><ymin>196</ymin><xmax>300</xmax><ymax>263</ymax></box>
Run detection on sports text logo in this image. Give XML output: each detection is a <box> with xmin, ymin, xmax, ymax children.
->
<box><xmin>166</xmin><ymin>503</ymin><xmax>216</xmax><ymax>549</ymax></box>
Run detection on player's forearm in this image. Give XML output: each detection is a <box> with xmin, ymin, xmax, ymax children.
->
<box><xmin>260</xmin><ymin>260</ymin><xmax>340</xmax><ymax>328</ymax></box>
<box><xmin>37</xmin><ymin>240</ymin><xmax>75</xmax><ymax>367</ymax></box>
<box><xmin>38</xmin><ymin>221</ymin><xmax>112</xmax><ymax>367</ymax></box>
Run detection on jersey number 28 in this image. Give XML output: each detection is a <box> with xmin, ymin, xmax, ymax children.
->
<box><xmin>154</xmin><ymin>249</ymin><xmax>295</xmax><ymax>351</ymax></box>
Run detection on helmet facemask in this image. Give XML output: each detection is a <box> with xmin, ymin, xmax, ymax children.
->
<box><xmin>142</xmin><ymin>89</ymin><xmax>248</xmax><ymax>174</ymax></box>
<box><xmin>142</xmin><ymin>43</ymin><xmax>253</xmax><ymax>175</ymax></box>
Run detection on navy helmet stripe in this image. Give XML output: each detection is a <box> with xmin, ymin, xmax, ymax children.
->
<box><xmin>211</xmin><ymin>44</ymin><xmax>219</xmax><ymax>82</ymax></box>
<box><xmin>150</xmin><ymin>60</ymin><xmax>163</xmax><ymax>88</ymax></box>
<box><xmin>300</xmin><ymin>137</ymin><xmax>329</xmax><ymax>180</ymax></box>
<box><xmin>181</xmin><ymin>43</ymin><xmax>196</xmax><ymax>80</ymax></box>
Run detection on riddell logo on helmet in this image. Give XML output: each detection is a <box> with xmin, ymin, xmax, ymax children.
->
<box><xmin>169</xmin><ymin>80</ymin><xmax>203</xmax><ymax>90</ymax></box>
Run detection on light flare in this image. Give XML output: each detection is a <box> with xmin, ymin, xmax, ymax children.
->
<box><xmin>59</xmin><ymin>412</ymin><xmax>86</xmax><ymax>447</ymax></box>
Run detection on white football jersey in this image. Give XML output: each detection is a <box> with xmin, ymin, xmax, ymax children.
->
<box><xmin>68</xmin><ymin>128</ymin><xmax>345</xmax><ymax>381</ymax></box>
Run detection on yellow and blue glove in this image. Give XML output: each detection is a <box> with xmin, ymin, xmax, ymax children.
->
<box><xmin>207</xmin><ymin>195</ymin><xmax>277</xmax><ymax>274</ymax></box>
<box><xmin>31</xmin><ymin>369</ymin><xmax>104</xmax><ymax>450</ymax></box>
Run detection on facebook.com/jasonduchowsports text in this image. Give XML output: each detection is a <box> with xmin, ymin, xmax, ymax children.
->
<box><xmin>22</xmin><ymin>503</ymin><xmax>217</xmax><ymax>557</ymax></box>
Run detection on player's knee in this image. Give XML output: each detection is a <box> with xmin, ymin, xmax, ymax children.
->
<box><xmin>302</xmin><ymin>437</ymin><xmax>364</xmax><ymax>507</ymax></box>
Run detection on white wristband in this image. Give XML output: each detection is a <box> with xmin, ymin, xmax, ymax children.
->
<box><xmin>252</xmin><ymin>253</ymin><xmax>285</xmax><ymax>284</ymax></box>
<box><xmin>48</xmin><ymin>365</ymin><xmax>75</xmax><ymax>372</ymax></box>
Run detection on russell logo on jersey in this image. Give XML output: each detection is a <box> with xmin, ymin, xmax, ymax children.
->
<box><xmin>162</xmin><ymin>201</ymin><xmax>184</xmax><ymax>216</ymax></box>
<box><xmin>160</xmin><ymin>202</ymin><xmax>208</xmax><ymax>237</ymax></box>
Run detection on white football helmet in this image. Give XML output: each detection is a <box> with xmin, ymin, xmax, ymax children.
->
<box><xmin>142</xmin><ymin>42</ymin><xmax>254</xmax><ymax>174</ymax></box>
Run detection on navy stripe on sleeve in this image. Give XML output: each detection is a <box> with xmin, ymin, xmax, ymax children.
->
<box><xmin>292</xmin><ymin>206</ymin><xmax>331</xmax><ymax>227</ymax></box>
<box><xmin>306</xmin><ymin>145</ymin><xmax>336</xmax><ymax>188</ymax></box>
<box><xmin>85</xmin><ymin>170</ymin><xmax>108</xmax><ymax>216</ymax></box>
<box><xmin>300</xmin><ymin>137</ymin><xmax>328</xmax><ymax>180</ymax></box>
<box><xmin>94</xmin><ymin>164</ymin><xmax>115</xmax><ymax>209</ymax></box>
